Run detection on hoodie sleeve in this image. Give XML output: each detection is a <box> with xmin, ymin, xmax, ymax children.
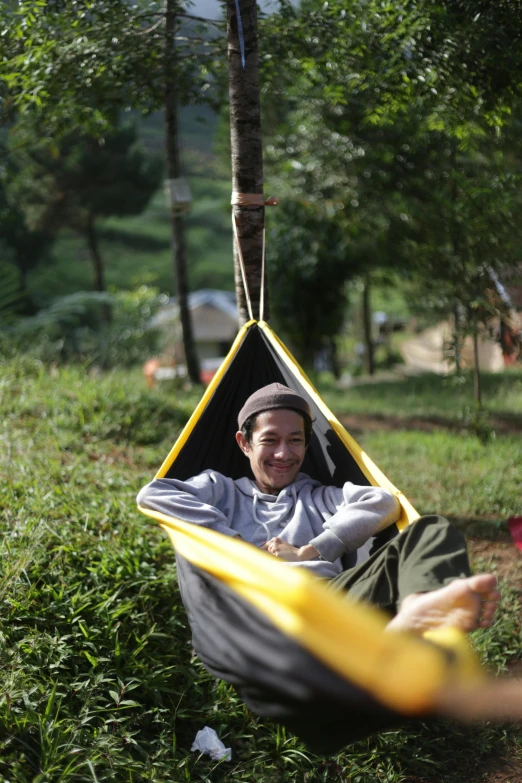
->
<box><xmin>136</xmin><ymin>470</ymin><xmax>239</xmax><ymax>538</ymax></box>
<box><xmin>308</xmin><ymin>483</ymin><xmax>401</xmax><ymax>562</ymax></box>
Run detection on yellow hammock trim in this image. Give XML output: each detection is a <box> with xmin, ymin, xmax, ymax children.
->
<box><xmin>258</xmin><ymin>321</ymin><xmax>417</xmax><ymax>529</ymax></box>
<box><xmin>156</xmin><ymin>320</ymin><xmax>417</xmax><ymax>529</ymax></box>
<box><xmin>139</xmin><ymin>505</ymin><xmax>482</xmax><ymax>715</ymax></box>
<box><xmin>155</xmin><ymin>319</ymin><xmax>256</xmax><ymax>480</ymax></box>
<box><xmin>145</xmin><ymin>320</ymin><xmax>482</xmax><ymax>714</ymax></box>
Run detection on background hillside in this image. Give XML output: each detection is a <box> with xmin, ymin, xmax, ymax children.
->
<box><xmin>25</xmin><ymin>107</ymin><xmax>235</xmax><ymax>309</ymax></box>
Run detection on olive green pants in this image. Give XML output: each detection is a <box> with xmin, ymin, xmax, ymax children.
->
<box><xmin>330</xmin><ymin>515</ymin><xmax>471</xmax><ymax>615</ymax></box>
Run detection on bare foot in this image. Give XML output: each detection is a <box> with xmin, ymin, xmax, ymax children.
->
<box><xmin>386</xmin><ymin>575</ymin><xmax>500</xmax><ymax>635</ymax></box>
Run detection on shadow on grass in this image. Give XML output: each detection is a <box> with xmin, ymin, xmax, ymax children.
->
<box><xmin>447</xmin><ymin>515</ymin><xmax>512</xmax><ymax>541</ymax></box>
<box><xmin>340</xmin><ymin>410</ymin><xmax>522</xmax><ymax>435</ymax></box>
<box><xmin>326</xmin><ymin>370</ymin><xmax>522</xmax><ymax>424</ymax></box>
<box><xmin>345</xmin><ymin>370</ymin><xmax>522</xmax><ymax>396</ymax></box>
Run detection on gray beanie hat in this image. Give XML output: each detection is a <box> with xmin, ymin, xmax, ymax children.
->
<box><xmin>237</xmin><ymin>382</ymin><xmax>312</xmax><ymax>430</ymax></box>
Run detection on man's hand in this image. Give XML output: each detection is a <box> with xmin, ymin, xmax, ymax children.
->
<box><xmin>261</xmin><ymin>537</ymin><xmax>320</xmax><ymax>562</ymax></box>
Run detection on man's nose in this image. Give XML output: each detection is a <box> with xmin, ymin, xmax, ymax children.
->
<box><xmin>274</xmin><ymin>441</ymin><xmax>292</xmax><ymax>458</ymax></box>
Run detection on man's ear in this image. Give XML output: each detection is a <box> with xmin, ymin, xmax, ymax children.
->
<box><xmin>235</xmin><ymin>430</ymin><xmax>250</xmax><ymax>454</ymax></box>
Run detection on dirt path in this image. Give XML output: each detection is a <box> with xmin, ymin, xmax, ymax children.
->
<box><xmin>469</xmin><ymin>539</ymin><xmax>522</xmax><ymax>783</ymax></box>
<box><xmin>468</xmin><ymin>538</ymin><xmax>522</xmax><ymax>590</ymax></box>
<box><xmin>339</xmin><ymin>412</ymin><xmax>522</xmax><ymax>436</ymax></box>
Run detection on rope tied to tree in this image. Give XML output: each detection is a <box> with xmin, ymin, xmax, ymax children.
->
<box><xmin>231</xmin><ymin>192</ymin><xmax>279</xmax><ymax>207</ymax></box>
<box><xmin>230</xmin><ymin>190</ymin><xmax>279</xmax><ymax>321</ymax></box>
<box><xmin>231</xmin><ymin>193</ymin><xmax>278</xmax><ymax>322</ymax></box>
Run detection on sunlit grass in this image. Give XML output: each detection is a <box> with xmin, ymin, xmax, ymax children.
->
<box><xmin>360</xmin><ymin>428</ymin><xmax>521</xmax><ymax>522</ymax></box>
<box><xmin>320</xmin><ymin>367</ymin><xmax>522</xmax><ymax>419</ymax></box>
<box><xmin>1</xmin><ymin>356</ymin><xmax>521</xmax><ymax>782</ymax></box>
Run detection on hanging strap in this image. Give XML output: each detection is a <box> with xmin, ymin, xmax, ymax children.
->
<box><xmin>232</xmin><ymin>213</ymin><xmax>254</xmax><ymax>321</ymax></box>
<box><xmin>260</xmin><ymin>226</ymin><xmax>266</xmax><ymax>322</ymax></box>
<box><xmin>231</xmin><ymin>192</ymin><xmax>278</xmax><ymax>321</ymax></box>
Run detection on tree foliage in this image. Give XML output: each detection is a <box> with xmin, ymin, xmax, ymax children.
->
<box><xmin>9</xmin><ymin>118</ymin><xmax>162</xmax><ymax>296</ymax></box>
<box><xmin>0</xmin><ymin>0</ymin><xmax>219</xmax><ymax>131</ymax></box>
<box><xmin>260</xmin><ymin>0</ymin><xmax>522</xmax><ymax>371</ymax></box>
<box><xmin>0</xmin><ymin>150</ymin><xmax>53</xmax><ymax>312</ymax></box>
<box><xmin>0</xmin><ymin>0</ymin><xmax>221</xmax><ymax>379</ymax></box>
<box><xmin>268</xmin><ymin>201</ymin><xmax>356</xmax><ymax>366</ymax></box>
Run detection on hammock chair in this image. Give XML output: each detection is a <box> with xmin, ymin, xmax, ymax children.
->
<box><xmin>138</xmin><ymin>318</ymin><xmax>481</xmax><ymax>754</ymax></box>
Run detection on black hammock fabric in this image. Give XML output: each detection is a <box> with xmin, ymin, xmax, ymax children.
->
<box><xmin>165</xmin><ymin>323</ymin><xmax>371</xmax><ymax>488</ymax></box>
<box><xmin>142</xmin><ymin>322</ymin><xmax>464</xmax><ymax>754</ymax></box>
<box><xmin>176</xmin><ymin>556</ymin><xmax>406</xmax><ymax>754</ymax></box>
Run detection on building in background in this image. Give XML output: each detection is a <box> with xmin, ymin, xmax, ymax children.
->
<box><xmin>145</xmin><ymin>289</ymin><xmax>238</xmax><ymax>385</ymax></box>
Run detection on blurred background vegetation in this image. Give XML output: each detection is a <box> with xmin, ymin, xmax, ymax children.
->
<box><xmin>1</xmin><ymin>2</ymin><xmax>522</xmax><ymax>780</ymax></box>
<box><xmin>1</xmin><ymin>0</ymin><xmax>520</xmax><ymax>380</ymax></box>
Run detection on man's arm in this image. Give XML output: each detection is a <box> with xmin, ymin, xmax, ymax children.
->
<box><xmin>137</xmin><ymin>471</ymin><xmax>239</xmax><ymax>538</ymax></box>
<box><xmin>308</xmin><ymin>484</ymin><xmax>401</xmax><ymax>562</ymax></box>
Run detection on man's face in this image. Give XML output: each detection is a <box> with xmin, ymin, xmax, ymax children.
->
<box><xmin>236</xmin><ymin>408</ymin><xmax>307</xmax><ymax>495</ymax></box>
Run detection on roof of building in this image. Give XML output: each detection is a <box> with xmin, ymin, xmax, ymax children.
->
<box><xmin>151</xmin><ymin>289</ymin><xmax>238</xmax><ymax>342</ymax></box>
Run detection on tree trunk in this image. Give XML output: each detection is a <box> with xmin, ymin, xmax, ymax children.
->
<box><xmin>328</xmin><ymin>336</ymin><xmax>341</xmax><ymax>379</ymax></box>
<box><xmin>449</xmin><ymin>149</ymin><xmax>463</xmax><ymax>376</ymax></box>
<box><xmin>86</xmin><ymin>217</ymin><xmax>111</xmax><ymax>323</ymax></box>
<box><xmin>472</xmin><ymin>323</ymin><xmax>482</xmax><ymax>410</ymax></box>
<box><xmin>16</xmin><ymin>260</ymin><xmax>28</xmax><ymax>294</ymax></box>
<box><xmin>164</xmin><ymin>0</ymin><xmax>201</xmax><ymax>384</ymax></box>
<box><xmin>15</xmin><ymin>260</ymin><xmax>37</xmax><ymax>316</ymax></box>
<box><xmin>362</xmin><ymin>276</ymin><xmax>374</xmax><ymax>376</ymax></box>
<box><xmin>226</xmin><ymin>0</ymin><xmax>268</xmax><ymax>324</ymax></box>
<box><xmin>453</xmin><ymin>305</ymin><xmax>462</xmax><ymax>374</ymax></box>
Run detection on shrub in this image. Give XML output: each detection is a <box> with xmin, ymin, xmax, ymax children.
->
<box><xmin>6</xmin><ymin>286</ymin><xmax>167</xmax><ymax>368</ymax></box>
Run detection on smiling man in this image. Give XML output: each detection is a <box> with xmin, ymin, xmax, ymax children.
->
<box><xmin>137</xmin><ymin>382</ymin><xmax>499</xmax><ymax>635</ymax></box>
<box><xmin>138</xmin><ymin>383</ymin><xmax>401</xmax><ymax>580</ymax></box>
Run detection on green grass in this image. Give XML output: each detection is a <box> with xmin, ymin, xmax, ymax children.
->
<box><xmin>319</xmin><ymin>368</ymin><xmax>522</xmax><ymax>526</ymax></box>
<box><xmin>359</xmin><ymin>429</ymin><xmax>521</xmax><ymax>523</ymax></box>
<box><xmin>320</xmin><ymin>367</ymin><xmax>522</xmax><ymax>420</ymax></box>
<box><xmin>1</xmin><ymin>357</ymin><xmax>521</xmax><ymax>781</ymax></box>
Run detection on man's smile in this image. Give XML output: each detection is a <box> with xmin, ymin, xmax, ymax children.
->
<box><xmin>236</xmin><ymin>409</ymin><xmax>307</xmax><ymax>494</ymax></box>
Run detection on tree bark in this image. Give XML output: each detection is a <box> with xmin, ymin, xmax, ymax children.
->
<box><xmin>328</xmin><ymin>336</ymin><xmax>341</xmax><ymax>379</ymax></box>
<box><xmin>165</xmin><ymin>0</ymin><xmax>201</xmax><ymax>384</ymax></box>
<box><xmin>453</xmin><ymin>305</ymin><xmax>462</xmax><ymax>374</ymax></box>
<box><xmin>449</xmin><ymin>149</ymin><xmax>463</xmax><ymax>375</ymax></box>
<box><xmin>472</xmin><ymin>323</ymin><xmax>482</xmax><ymax>409</ymax></box>
<box><xmin>15</xmin><ymin>260</ymin><xmax>37</xmax><ymax>315</ymax></box>
<box><xmin>362</xmin><ymin>276</ymin><xmax>374</xmax><ymax>376</ymax></box>
<box><xmin>86</xmin><ymin>217</ymin><xmax>111</xmax><ymax>323</ymax></box>
<box><xmin>226</xmin><ymin>0</ymin><xmax>268</xmax><ymax>324</ymax></box>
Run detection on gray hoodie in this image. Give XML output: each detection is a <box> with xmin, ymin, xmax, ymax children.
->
<box><xmin>137</xmin><ymin>470</ymin><xmax>400</xmax><ymax>580</ymax></box>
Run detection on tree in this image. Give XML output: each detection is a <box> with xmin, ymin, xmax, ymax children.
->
<box><xmin>259</xmin><ymin>0</ymin><xmax>522</xmax><ymax>377</ymax></box>
<box><xmin>398</xmin><ymin>145</ymin><xmax>522</xmax><ymax>404</ymax></box>
<box><xmin>0</xmin><ymin>0</ymin><xmax>222</xmax><ymax>380</ymax></box>
<box><xmin>263</xmin><ymin>98</ymin><xmax>419</xmax><ymax>373</ymax></box>
<box><xmin>0</xmin><ymin>155</ymin><xmax>53</xmax><ymax>314</ymax></box>
<box><xmin>226</xmin><ymin>0</ymin><xmax>268</xmax><ymax>324</ymax></box>
<box><xmin>10</xmin><ymin>119</ymin><xmax>162</xmax><ymax>320</ymax></box>
<box><xmin>261</xmin><ymin>0</ymin><xmax>522</xmax><ymax>140</ymax></box>
<box><xmin>268</xmin><ymin>201</ymin><xmax>356</xmax><ymax>370</ymax></box>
